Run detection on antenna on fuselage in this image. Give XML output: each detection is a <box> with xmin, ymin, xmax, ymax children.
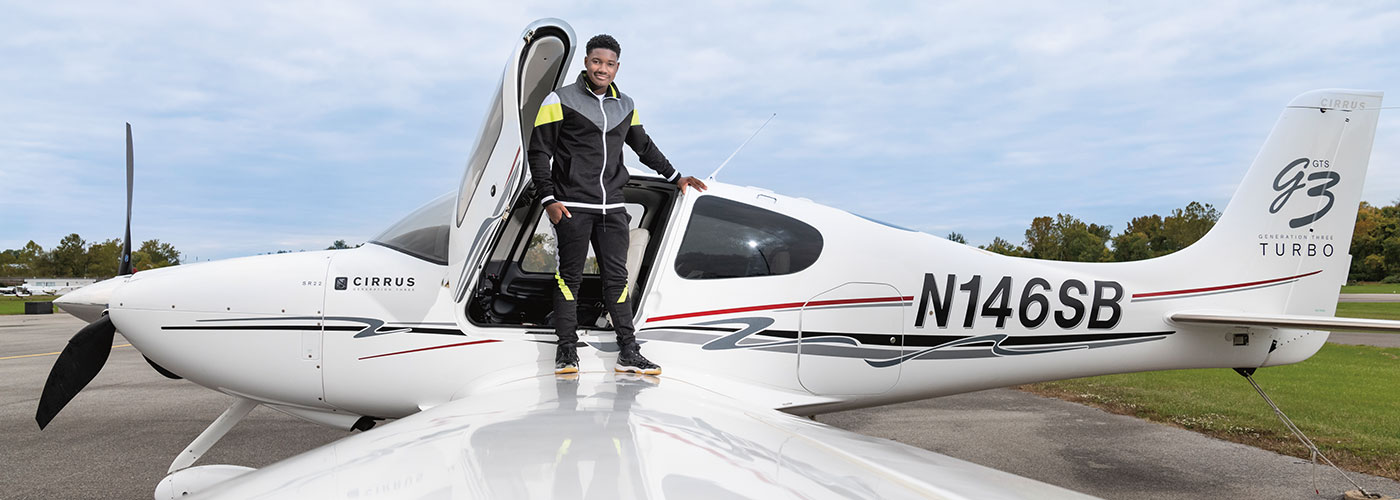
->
<box><xmin>706</xmin><ymin>113</ymin><xmax>775</xmax><ymax>181</ymax></box>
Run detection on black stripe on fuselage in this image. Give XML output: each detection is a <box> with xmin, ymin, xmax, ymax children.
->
<box><xmin>408</xmin><ymin>327</ymin><xmax>465</xmax><ymax>335</ymax></box>
<box><xmin>755</xmin><ymin>329</ymin><xmax>956</xmax><ymax>347</ymax></box>
<box><xmin>647</xmin><ymin>324</ymin><xmax>1172</xmax><ymax>348</ymax></box>
<box><xmin>999</xmin><ymin>330</ymin><xmax>1173</xmax><ymax>346</ymax></box>
<box><xmin>162</xmin><ymin>325</ymin><xmax>321</xmax><ymax>331</ymax></box>
<box><xmin>161</xmin><ymin>323</ymin><xmax>464</xmax><ymax>335</ymax></box>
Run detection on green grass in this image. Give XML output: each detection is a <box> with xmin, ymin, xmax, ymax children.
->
<box><xmin>0</xmin><ymin>295</ymin><xmax>60</xmax><ymax>315</ymax></box>
<box><xmin>1342</xmin><ymin>282</ymin><xmax>1400</xmax><ymax>294</ymax></box>
<box><xmin>1024</xmin><ymin>343</ymin><xmax>1400</xmax><ymax>479</ymax></box>
<box><xmin>1336</xmin><ymin>301</ymin><xmax>1400</xmax><ymax>322</ymax></box>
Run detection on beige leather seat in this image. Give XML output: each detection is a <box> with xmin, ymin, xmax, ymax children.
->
<box><xmin>624</xmin><ymin>227</ymin><xmax>650</xmax><ymax>295</ymax></box>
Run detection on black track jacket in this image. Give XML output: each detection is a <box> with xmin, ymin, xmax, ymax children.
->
<box><xmin>528</xmin><ymin>72</ymin><xmax>680</xmax><ymax>215</ymax></box>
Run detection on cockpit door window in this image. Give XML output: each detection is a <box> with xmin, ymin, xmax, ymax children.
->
<box><xmin>674</xmin><ymin>196</ymin><xmax>823</xmax><ymax>279</ymax></box>
<box><xmin>446</xmin><ymin>21</ymin><xmax>576</xmax><ymax>307</ymax></box>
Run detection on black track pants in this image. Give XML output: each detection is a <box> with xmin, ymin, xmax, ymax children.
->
<box><xmin>551</xmin><ymin>210</ymin><xmax>636</xmax><ymax>348</ymax></box>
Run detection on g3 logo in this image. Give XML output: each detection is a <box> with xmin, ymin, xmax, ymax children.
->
<box><xmin>1271</xmin><ymin>157</ymin><xmax>1341</xmax><ymax>229</ymax></box>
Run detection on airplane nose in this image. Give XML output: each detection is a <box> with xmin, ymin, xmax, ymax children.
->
<box><xmin>53</xmin><ymin>277</ymin><xmax>129</xmax><ymax>323</ymax></box>
<box><xmin>105</xmin><ymin>253</ymin><xmax>333</xmax><ymax>409</ymax></box>
<box><xmin>106</xmin><ymin>269</ymin><xmax>182</xmax><ymax>347</ymax></box>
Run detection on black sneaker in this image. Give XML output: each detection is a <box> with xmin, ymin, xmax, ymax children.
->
<box><xmin>554</xmin><ymin>344</ymin><xmax>579</xmax><ymax>375</ymax></box>
<box><xmin>615</xmin><ymin>346</ymin><xmax>661</xmax><ymax>375</ymax></box>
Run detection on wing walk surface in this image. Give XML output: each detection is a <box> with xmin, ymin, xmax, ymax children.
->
<box><xmin>187</xmin><ymin>372</ymin><xmax>1096</xmax><ymax>499</ymax></box>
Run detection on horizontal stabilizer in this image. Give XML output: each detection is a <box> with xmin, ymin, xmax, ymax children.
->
<box><xmin>1169</xmin><ymin>310</ymin><xmax>1400</xmax><ymax>333</ymax></box>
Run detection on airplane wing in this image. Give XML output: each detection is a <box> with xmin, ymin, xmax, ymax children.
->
<box><xmin>1169</xmin><ymin>310</ymin><xmax>1400</xmax><ymax>333</ymax></box>
<box><xmin>169</xmin><ymin>373</ymin><xmax>1096</xmax><ymax>499</ymax></box>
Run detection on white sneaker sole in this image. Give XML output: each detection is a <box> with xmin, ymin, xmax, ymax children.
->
<box><xmin>615</xmin><ymin>365</ymin><xmax>661</xmax><ymax>375</ymax></box>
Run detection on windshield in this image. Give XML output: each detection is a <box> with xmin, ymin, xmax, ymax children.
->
<box><xmin>371</xmin><ymin>192</ymin><xmax>453</xmax><ymax>264</ymax></box>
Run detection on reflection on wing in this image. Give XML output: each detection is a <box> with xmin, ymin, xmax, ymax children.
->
<box><xmin>189</xmin><ymin>373</ymin><xmax>1096</xmax><ymax>499</ymax></box>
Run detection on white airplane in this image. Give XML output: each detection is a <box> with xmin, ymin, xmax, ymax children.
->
<box><xmin>19</xmin><ymin>279</ymin><xmax>97</xmax><ymax>296</ymax></box>
<box><xmin>25</xmin><ymin>286</ymin><xmax>78</xmax><ymax>297</ymax></box>
<box><xmin>23</xmin><ymin>286</ymin><xmax>56</xmax><ymax>296</ymax></box>
<box><xmin>42</xmin><ymin>18</ymin><xmax>1396</xmax><ymax>499</ymax></box>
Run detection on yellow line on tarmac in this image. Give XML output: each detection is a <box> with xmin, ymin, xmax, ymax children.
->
<box><xmin>0</xmin><ymin>344</ymin><xmax>131</xmax><ymax>361</ymax></box>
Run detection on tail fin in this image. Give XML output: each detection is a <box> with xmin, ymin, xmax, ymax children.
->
<box><xmin>1157</xmin><ymin>90</ymin><xmax>1385</xmax><ymax>366</ymax></box>
<box><xmin>1177</xmin><ymin>89</ymin><xmax>1383</xmax><ymax>313</ymax></box>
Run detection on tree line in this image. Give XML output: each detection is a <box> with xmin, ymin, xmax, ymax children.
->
<box><xmin>12</xmin><ymin>206</ymin><xmax>1400</xmax><ymax>282</ymax></box>
<box><xmin>0</xmin><ymin>236</ymin><xmax>368</xmax><ymax>277</ymax></box>
<box><xmin>0</xmin><ymin>234</ymin><xmax>180</xmax><ymax>278</ymax></box>
<box><xmin>1349</xmin><ymin>201</ymin><xmax>1400</xmax><ymax>282</ymax></box>
<box><xmin>264</xmin><ymin>240</ymin><xmax>364</xmax><ymax>255</ymax></box>
<box><xmin>950</xmin><ymin>199</ymin><xmax>1400</xmax><ymax>283</ymax></box>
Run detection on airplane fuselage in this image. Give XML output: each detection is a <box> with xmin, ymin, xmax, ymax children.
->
<box><xmin>95</xmin><ymin>178</ymin><xmax>1341</xmax><ymax>425</ymax></box>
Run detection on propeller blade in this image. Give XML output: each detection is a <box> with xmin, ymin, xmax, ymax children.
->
<box><xmin>35</xmin><ymin>315</ymin><xmax>117</xmax><ymax>429</ymax></box>
<box><xmin>144</xmin><ymin>355</ymin><xmax>182</xmax><ymax>380</ymax></box>
<box><xmin>118</xmin><ymin>123</ymin><xmax>134</xmax><ymax>276</ymax></box>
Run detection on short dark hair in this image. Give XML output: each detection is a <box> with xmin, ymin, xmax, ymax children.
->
<box><xmin>586</xmin><ymin>34</ymin><xmax>621</xmax><ymax>57</ymax></box>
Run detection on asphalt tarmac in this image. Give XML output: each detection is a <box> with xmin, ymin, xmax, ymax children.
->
<box><xmin>1339</xmin><ymin>293</ymin><xmax>1400</xmax><ymax>303</ymax></box>
<box><xmin>2</xmin><ymin>313</ymin><xmax>1396</xmax><ymax>499</ymax></box>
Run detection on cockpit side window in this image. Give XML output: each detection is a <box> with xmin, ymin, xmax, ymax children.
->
<box><xmin>674</xmin><ymin>196</ymin><xmax>823</xmax><ymax>279</ymax></box>
<box><xmin>370</xmin><ymin>192</ymin><xmax>453</xmax><ymax>265</ymax></box>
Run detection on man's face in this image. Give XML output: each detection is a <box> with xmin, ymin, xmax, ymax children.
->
<box><xmin>584</xmin><ymin>48</ymin><xmax>619</xmax><ymax>91</ymax></box>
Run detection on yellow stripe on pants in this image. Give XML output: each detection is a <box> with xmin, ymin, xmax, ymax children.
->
<box><xmin>555</xmin><ymin>272</ymin><xmax>574</xmax><ymax>301</ymax></box>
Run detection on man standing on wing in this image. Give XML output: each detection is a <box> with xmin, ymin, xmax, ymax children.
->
<box><xmin>528</xmin><ymin>34</ymin><xmax>707</xmax><ymax>375</ymax></box>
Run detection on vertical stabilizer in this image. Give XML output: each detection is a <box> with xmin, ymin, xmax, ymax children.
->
<box><xmin>1177</xmin><ymin>90</ymin><xmax>1383</xmax><ymax>317</ymax></box>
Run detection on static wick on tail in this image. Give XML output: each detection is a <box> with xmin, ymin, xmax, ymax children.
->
<box><xmin>706</xmin><ymin>113</ymin><xmax>776</xmax><ymax>182</ymax></box>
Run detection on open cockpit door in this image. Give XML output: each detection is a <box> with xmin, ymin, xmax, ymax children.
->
<box><xmin>448</xmin><ymin>19</ymin><xmax>576</xmax><ymax>315</ymax></box>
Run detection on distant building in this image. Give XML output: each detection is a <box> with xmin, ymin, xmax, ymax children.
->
<box><xmin>23</xmin><ymin>278</ymin><xmax>97</xmax><ymax>295</ymax></box>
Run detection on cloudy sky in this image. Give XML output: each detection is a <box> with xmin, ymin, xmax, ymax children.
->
<box><xmin>4</xmin><ymin>1</ymin><xmax>1400</xmax><ymax>262</ymax></box>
